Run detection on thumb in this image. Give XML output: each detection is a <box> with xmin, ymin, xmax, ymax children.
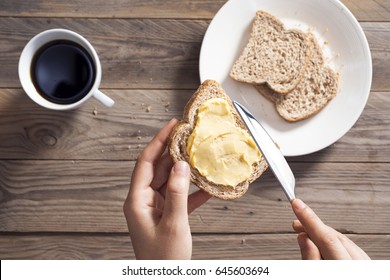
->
<box><xmin>162</xmin><ymin>161</ymin><xmax>191</xmax><ymax>222</ymax></box>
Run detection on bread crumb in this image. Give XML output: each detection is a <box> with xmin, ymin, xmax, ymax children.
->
<box><xmin>241</xmin><ymin>239</ymin><xmax>246</xmax><ymax>244</ymax></box>
<box><xmin>146</xmin><ymin>105</ymin><xmax>152</xmax><ymax>112</ymax></box>
<box><xmin>164</xmin><ymin>102</ymin><xmax>170</xmax><ymax>108</ymax></box>
<box><xmin>165</xmin><ymin>108</ymin><xmax>169</xmax><ymax>112</ymax></box>
<box><xmin>128</xmin><ymin>145</ymin><xmax>132</xmax><ymax>150</ymax></box>
<box><xmin>324</xmin><ymin>40</ymin><xmax>329</xmax><ymax>45</ymax></box>
<box><xmin>92</xmin><ymin>107</ymin><xmax>98</xmax><ymax>116</ymax></box>
<box><xmin>137</xmin><ymin>136</ymin><xmax>142</xmax><ymax>140</ymax></box>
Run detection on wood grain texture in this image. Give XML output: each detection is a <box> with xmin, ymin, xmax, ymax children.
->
<box><xmin>1</xmin><ymin>160</ymin><xmax>390</xmax><ymax>234</ymax></box>
<box><xmin>0</xmin><ymin>0</ymin><xmax>388</xmax><ymax>21</ymax></box>
<box><xmin>0</xmin><ymin>0</ymin><xmax>225</xmax><ymax>19</ymax></box>
<box><xmin>0</xmin><ymin>233</ymin><xmax>388</xmax><ymax>260</ymax></box>
<box><xmin>0</xmin><ymin>17</ymin><xmax>207</xmax><ymax>89</ymax></box>
<box><xmin>1</xmin><ymin>89</ymin><xmax>389</xmax><ymax>162</ymax></box>
<box><xmin>292</xmin><ymin>91</ymin><xmax>390</xmax><ymax>162</ymax></box>
<box><xmin>1</xmin><ymin>0</ymin><xmax>389</xmax><ymax>261</ymax></box>
<box><xmin>363</xmin><ymin>22</ymin><xmax>390</xmax><ymax>91</ymax></box>
<box><xmin>342</xmin><ymin>0</ymin><xmax>390</xmax><ymax>22</ymax></box>
<box><xmin>0</xmin><ymin>19</ymin><xmax>389</xmax><ymax>91</ymax></box>
<box><xmin>0</xmin><ymin>88</ymin><xmax>188</xmax><ymax>160</ymax></box>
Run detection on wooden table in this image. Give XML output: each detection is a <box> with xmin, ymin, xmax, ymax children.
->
<box><xmin>0</xmin><ymin>0</ymin><xmax>389</xmax><ymax>260</ymax></box>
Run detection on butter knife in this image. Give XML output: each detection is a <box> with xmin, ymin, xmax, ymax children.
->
<box><xmin>233</xmin><ymin>101</ymin><xmax>296</xmax><ymax>201</ymax></box>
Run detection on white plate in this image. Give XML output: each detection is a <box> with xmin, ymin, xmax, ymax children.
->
<box><xmin>199</xmin><ymin>0</ymin><xmax>372</xmax><ymax>156</ymax></box>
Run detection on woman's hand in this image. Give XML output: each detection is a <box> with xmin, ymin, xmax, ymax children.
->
<box><xmin>291</xmin><ymin>199</ymin><xmax>370</xmax><ymax>260</ymax></box>
<box><xmin>123</xmin><ymin>119</ymin><xmax>211</xmax><ymax>260</ymax></box>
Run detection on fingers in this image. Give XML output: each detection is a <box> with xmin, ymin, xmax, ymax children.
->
<box><xmin>157</xmin><ymin>177</ymin><xmax>212</xmax><ymax>213</ymax></box>
<box><xmin>291</xmin><ymin>199</ymin><xmax>327</xmax><ymax>235</ymax></box>
<box><xmin>162</xmin><ymin>161</ymin><xmax>191</xmax><ymax>223</ymax></box>
<box><xmin>294</xmin><ymin>219</ymin><xmax>322</xmax><ymax>259</ymax></box>
<box><xmin>150</xmin><ymin>153</ymin><xmax>173</xmax><ymax>190</ymax></box>
<box><xmin>188</xmin><ymin>190</ymin><xmax>212</xmax><ymax>214</ymax></box>
<box><xmin>297</xmin><ymin>232</ymin><xmax>322</xmax><ymax>260</ymax></box>
<box><xmin>291</xmin><ymin>199</ymin><xmax>351</xmax><ymax>260</ymax></box>
<box><xmin>124</xmin><ymin>187</ymin><xmax>162</xmax><ymax>228</ymax></box>
<box><xmin>292</xmin><ymin>220</ymin><xmax>305</xmax><ymax>233</ymax></box>
<box><xmin>337</xmin><ymin>233</ymin><xmax>371</xmax><ymax>260</ymax></box>
<box><xmin>292</xmin><ymin>200</ymin><xmax>370</xmax><ymax>260</ymax></box>
<box><xmin>130</xmin><ymin>119</ymin><xmax>178</xmax><ymax>192</ymax></box>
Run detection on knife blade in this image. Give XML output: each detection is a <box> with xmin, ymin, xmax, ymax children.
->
<box><xmin>233</xmin><ymin>101</ymin><xmax>296</xmax><ymax>201</ymax></box>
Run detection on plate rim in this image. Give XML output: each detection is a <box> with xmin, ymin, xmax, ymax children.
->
<box><xmin>199</xmin><ymin>0</ymin><xmax>372</xmax><ymax>157</ymax></box>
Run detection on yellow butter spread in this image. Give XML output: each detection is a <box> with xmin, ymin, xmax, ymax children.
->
<box><xmin>187</xmin><ymin>98</ymin><xmax>261</xmax><ymax>187</ymax></box>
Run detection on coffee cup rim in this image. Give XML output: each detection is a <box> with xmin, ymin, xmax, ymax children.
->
<box><xmin>18</xmin><ymin>28</ymin><xmax>102</xmax><ymax>110</ymax></box>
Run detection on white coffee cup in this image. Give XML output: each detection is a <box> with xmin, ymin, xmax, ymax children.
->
<box><xmin>18</xmin><ymin>28</ymin><xmax>114</xmax><ymax>110</ymax></box>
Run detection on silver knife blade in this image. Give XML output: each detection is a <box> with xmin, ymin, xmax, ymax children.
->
<box><xmin>233</xmin><ymin>101</ymin><xmax>295</xmax><ymax>201</ymax></box>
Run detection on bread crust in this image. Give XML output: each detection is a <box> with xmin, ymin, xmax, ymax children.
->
<box><xmin>255</xmin><ymin>33</ymin><xmax>339</xmax><ymax>122</ymax></box>
<box><xmin>168</xmin><ymin>80</ymin><xmax>268</xmax><ymax>200</ymax></box>
<box><xmin>230</xmin><ymin>10</ymin><xmax>311</xmax><ymax>94</ymax></box>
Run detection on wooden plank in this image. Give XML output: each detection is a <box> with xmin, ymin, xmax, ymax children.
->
<box><xmin>0</xmin><ymin>0</ymin><xmax>225</xmax><ymax>19</ymax></box>
<box><xmin>291</xmin><ymin>91</ymin><xmax>390</xmax><ymax>162</ymax></box>
<box><xmin>0</xmin><ymin>0</ymin><xmax>388</xmax><ymax>21</ymax></box>
<box><xmin>0</xmin><ymin>88</ymin><xmax>188</xmax><ymax>160</ymax></box>
<box><xmin>0</xmin><ymin>19</ymin><xmax>389</xmax><ymax>91</ymax></box>
<box><xmin>0</xmin><ymin>233</ymin><xmax>388</xmax><ymax>260</ymax></box>
<box><xmin>1</xmin><ymin>89</ymin><xmax>389</xmax><ymax>162</ymax></box>
<box><xmin>342</xmin><ymin>0</ymin><xmax>390</xmax><ymax>22</ymax></box>
<box><xmin>0</xmin><ymin>18</ymin><xmax>207</xmax><ymax>89</ymax></box>
<box><xmin>1</xmin><ymin>160</ymin><xmax>390</xmax><ymax>234</ymax></box>
<box><xmin>175</xmin><ymin>233</ymin><xmax>390</xmax><ymax>260</ymax></box>
<box><xmin>363</xmin><ymin>22</ymin><xmax>390</xmax><ymax>92</ymax></box>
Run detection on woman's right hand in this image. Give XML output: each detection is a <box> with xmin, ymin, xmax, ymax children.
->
<box><xmin>291</xmin><ymin>199</ymin><xmax>370</xmax><ymax>260</ymax></box>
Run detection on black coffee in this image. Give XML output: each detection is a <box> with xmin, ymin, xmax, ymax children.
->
<box><xmin>31</xmin><ymin>40</ymin><xmax>95</xmax><ymax>104</ymax></box>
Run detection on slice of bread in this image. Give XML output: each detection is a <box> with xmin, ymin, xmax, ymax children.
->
<box><xmin>168</xmin><ymin>80</ymin><xmax>268</xmax><ymax>200</ymax></box>
<box><xmin>255</xmin><ymin>33</ymin><xmax>339</xmax><ymax>121</ymax></box>
<box><xmin>230</xmin><ymin>10</ymin><xmax>310</xmax><ymax>94</ymax></box>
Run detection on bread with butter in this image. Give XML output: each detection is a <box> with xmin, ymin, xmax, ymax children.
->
<box><xmin>168</xmin><ymin>80</ymin><xmax>268</xmax><ymax>200</ymax></box>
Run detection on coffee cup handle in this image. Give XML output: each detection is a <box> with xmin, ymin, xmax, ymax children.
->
<box><xmin>93</xmin><ymin>90</ymin><xmax>115</xmax><ymax>107</ymax></box>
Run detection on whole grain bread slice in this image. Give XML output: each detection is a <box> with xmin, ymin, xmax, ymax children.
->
<box><xmin>230</xmin><ymin>10</ymin><xmax>310</xmax><ymax>94</ymax></box>
<box><xmin>168</xmin><ymin>80</ymin><xmax>268</xmax><ymax>200</ymax></box>
<box><xmin>255</xmin><ymin>33</ymin><xmax>339</xmax><ymax>121</ymax></box>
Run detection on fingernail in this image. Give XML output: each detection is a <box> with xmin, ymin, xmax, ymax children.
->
<box><xmin>293</xmin><ymin>199</ymin><xmax>306</xmax><ymax>210</ymax></box>
<box><xmin>173</xmin><ymin>161</ymin><xmax>189</xmax><ymax>176</ymax></box>
<box><xmin>169</xmin><ymin>118</ymin><xmax>178</xmax><ymax>125</ymax></box>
